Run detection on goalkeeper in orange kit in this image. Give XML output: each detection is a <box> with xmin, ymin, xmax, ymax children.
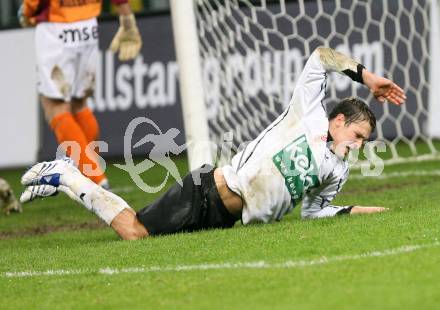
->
<box><xmin>18</xmin><ymin>0</ymin><xmax>142</xmax><ymax>188</ymax></box>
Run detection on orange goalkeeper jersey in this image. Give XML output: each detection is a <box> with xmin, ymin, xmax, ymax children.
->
<box><xmin>23</xmin><ymin>0</ymin><xmax>128</xmax><ymax>23</ymax></box>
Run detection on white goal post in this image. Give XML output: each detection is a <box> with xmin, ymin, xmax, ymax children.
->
<box><xmin>172</xmin><ymin>0</ymin><xmax>440</xmax><ymax>168</ymax></box>
<box><xmin>170</xmin><ymin>0</ymin><xmax>213</xmax><ymax>170</ymax></box>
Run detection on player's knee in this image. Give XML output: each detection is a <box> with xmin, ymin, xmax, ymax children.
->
<box><xmin>111</xmin><ymin>209</ymin><xmax>149</xmax><ymax>240</ymax></box>
<box><xmin>122</xmin><ymin>231</ymin><xmax>145</xmax><ymax>240</ymax></box>
<box><xmin>71</xmin><ymin>97</ymin><xmax>88</xmax><ymax>114</ymax></box>
<box><xmin>41</xmin><ymin>97</ymin><xmax>70</xmax><ymax>123</ymax></box>
<box><xmin>120</xmin><ymin>224</ymin><xmax>148</xmax><ymax>240</ymax></box>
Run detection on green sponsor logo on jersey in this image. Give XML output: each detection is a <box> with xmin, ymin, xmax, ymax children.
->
<box><xmin>272</xmin><ymin>134</ymin><xmax>320</xmax><ymax>201</ymax></box>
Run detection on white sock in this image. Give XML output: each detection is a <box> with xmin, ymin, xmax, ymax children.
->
<box><xmin>60</xmin><ymin>169</ymin><xmax>132</xmax><ymax>225</ymax></box>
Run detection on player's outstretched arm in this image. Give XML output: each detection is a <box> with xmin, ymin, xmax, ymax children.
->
<box><xmin>302</xmin><ymin>170</ymin><xmax>389</xmax><ymax>218</ymax></box>
<box><xmin>289</xmin><ymin>46</ymin><xmax>405</xmax><ymax>116</ymax></box>
<box><xmin>315</xmin><ymin>47</ymin><xmax>406</xmax><ymax>105</ymax></box>
<box><xmin>302</xmin><ymin>205</ymin><xmax>389</xmax><ymax>219</ymax></box>
<box><xmin>362</xmin><ymin>69</ymin><xmax>406</xmax><ymax>105</ymax></box>
<box><xmin>350</xmin><ymin>206</ymin><xmax>389</xmax><ymax>215</ymax></box>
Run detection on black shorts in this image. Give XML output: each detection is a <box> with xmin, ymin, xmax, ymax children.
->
<box><xmin>136</xmin><ymin>165</ymin><xmax>239</xmax><ymax>235</ymax></box>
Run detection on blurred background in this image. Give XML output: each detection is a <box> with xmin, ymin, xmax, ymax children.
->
<box><xmin>0</xmin><ymin>0</ymin><xmax>171</xmax><ymax>28</ymax></box>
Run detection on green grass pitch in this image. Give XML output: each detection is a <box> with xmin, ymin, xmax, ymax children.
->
<box><xmin>1</xmin><ymin>156</ymin><xmax>440</xmax><ymax>309</ymax></box>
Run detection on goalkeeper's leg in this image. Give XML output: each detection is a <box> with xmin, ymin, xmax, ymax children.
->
<box><xmin>71</xmin><ymin>98</ymin><xmax>109</xmax><ymax>189</ymax></box>
<box><xmin>72</xmin><ymin>99</ymin><xmax>100</xmax><ymax>147</ymax></box>
<box><xmin>21</xmin><ymin>159</ymin><xmax>148</xmax><ymax>240</ymax></box>
<box><xmin>41</xmin><ymin>97</ymin><xmax>108</xmax><ymax>186</ymax></box>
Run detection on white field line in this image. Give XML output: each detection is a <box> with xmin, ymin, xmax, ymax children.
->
<box><xmin>346</xmin><ymin>169</ymin><xmax>440</xmax><ymax>180</ymax></box>
<box><xmin>3</xmin><ymin>242</ymin><xmax>439</xmax><ymax>279</ymax></box>
<box><xmin>112</xmin><ymin>169</ymin><xmax>440</xmax><ymax>194</ymax></box>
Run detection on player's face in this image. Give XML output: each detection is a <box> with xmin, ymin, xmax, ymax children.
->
<box><xmin>331</xmin><ymin>115</ymin><xmax>372</xmax><ymax>158</ymax></box>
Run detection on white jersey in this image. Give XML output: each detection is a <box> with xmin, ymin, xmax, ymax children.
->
<box><xmin>222</xmin><ymin>48</ymin><xmax>359</xmax><ymax>225</ymax></box>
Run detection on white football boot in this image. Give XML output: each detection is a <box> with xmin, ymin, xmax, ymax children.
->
<box><xmin>20</xmin><ymin>157</ymin><xmax>84</xmax><ymax>204</ymax></box>
<box><xmin>21</xmin><ymin>157</ymin><xmax>79</xmax><ymax>188</ymax></box>
<box><xmin>20</xmin><ymin>184</ymin><xmax>58</xmax><ymax>203</ymax></box>
<box><xmin>20</xmin><ymin>184</ymin><xmax>82</xmax><ymax>204</ymax></box>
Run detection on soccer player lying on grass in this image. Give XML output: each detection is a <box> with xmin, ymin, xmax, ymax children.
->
<box><xmin>20</xmin><ymin>47</ymin><xmax>406</xmax><ymax>240</ymax></box>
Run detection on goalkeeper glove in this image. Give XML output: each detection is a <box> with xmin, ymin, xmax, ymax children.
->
<box><xmin>110</xmin><ymin>14</ymin><xmax>142</xmax><ymax>61</ymax></box>
<box><xmin>17</xmin><ymin>4</ymin><xmax>36</xmax><ymax>28</ymax></box>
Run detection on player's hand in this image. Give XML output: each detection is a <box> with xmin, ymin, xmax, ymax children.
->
<box><xmin>17</xmin><ymin>4</ymin><xmax>36</xmax><ymax>28</ymax></box>
<box><xmin>110</xmin><ymin>14</ymin><xmax>142</xmax><ymax>61</ymax></box>
<box><xmin>363</xmin><ymin>70</ymin><xmax>406</xmax><ymax>105</ymax></box>
<box><xmin>350</xmin><ymin>206</ymin><xmax>390</xmax><ymax>215</ymax></box>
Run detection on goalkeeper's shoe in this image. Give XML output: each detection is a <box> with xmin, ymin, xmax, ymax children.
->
<box><xmin>21</xmin><ymin>157</ymin><xmax>77</xmax><ymax>187</ymax></box>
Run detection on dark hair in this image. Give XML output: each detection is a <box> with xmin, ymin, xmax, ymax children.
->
<box><xmin>328</xmin><ymin>97</ymin><xmax>376</xmax><ymax>132</ymax></box>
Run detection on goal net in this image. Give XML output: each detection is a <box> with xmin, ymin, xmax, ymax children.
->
<box><xmin>187</xmin><ymin>0</ymin><xmax>439</xmax><ymax>166</ymax></box>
